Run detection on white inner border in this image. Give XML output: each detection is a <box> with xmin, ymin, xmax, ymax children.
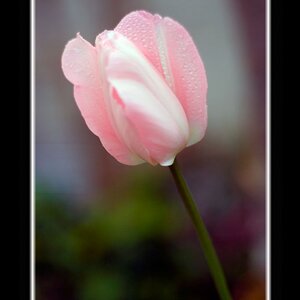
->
<box><xmin>31</xmin><ymin>0</ymin><xmax>35</xmax><ymax>299</ymax></box>
<box><xmin>30</xmin><ymin>0</ymin><xmax>270</xmax><ymax>299</ymax></box>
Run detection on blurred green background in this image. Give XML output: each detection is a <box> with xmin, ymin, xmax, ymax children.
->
<box><xmin>36</xmin><ymin>0</ymin><xmax>265</xmax><ymax>299</ymax></box>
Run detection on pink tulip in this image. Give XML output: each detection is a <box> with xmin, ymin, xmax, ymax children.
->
<box><xmin>62</xmin><ymin>11</ymin><xmax>207</xmax><ymax>166</ymax></box>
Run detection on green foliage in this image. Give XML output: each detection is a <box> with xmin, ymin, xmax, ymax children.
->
<box><xmin>35</xmin><ymin>175</ymin><xmax>188</xmax><ymax>299</ymax></box>
<box><xmin>79</xmin><ymin>270</ymin><xmax>125</xmax><ymax>300</ymax></box>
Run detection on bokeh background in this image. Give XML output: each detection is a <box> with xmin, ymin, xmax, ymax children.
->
<box><xmin>36</xmin><ymin>0</ymin><xmax>266</xmax><ymax>299</ymax></box>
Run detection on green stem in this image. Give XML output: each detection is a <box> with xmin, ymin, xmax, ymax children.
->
<box><xmin>169</xmin><ymin>159</ymin><xmax>232</xmax><ymax>300</ymax></box>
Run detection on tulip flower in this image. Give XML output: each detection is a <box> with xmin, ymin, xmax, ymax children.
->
<box><xmin>62</xmin><ymin>11</ymin><xmax>232</xmax><ymax>300</ymax></box>
<box><xmin>62</xmin><ymin>11</ymin><xmax>207</xmax><ymax>166</ymax></box>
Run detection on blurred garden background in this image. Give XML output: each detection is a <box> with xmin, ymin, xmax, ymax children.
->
<box><xmin>36</xmin><ymin>0</ymin><xmax>266</xmax><ymax>299</ymax></box>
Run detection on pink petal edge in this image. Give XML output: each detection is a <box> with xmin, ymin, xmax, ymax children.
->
<box><xmin>62</xmin><ymin>34</ymin><xmax>144</xmax><ymax>165</ymax></box>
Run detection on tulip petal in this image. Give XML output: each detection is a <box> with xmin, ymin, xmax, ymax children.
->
<box><xmin>62</xmin><ymin>33</ymin><xmax>144</xmax><ymax>165</ymax></box>
<box><xmin>115</xmin><ymin>11</ymin><xmax>208</xmax><ymax>146</ymax></box>
<box><xmin>108</xmin><ymin>79</ymin><xmax>186</xmax><ymax>166</ymax></box>
<box><xmin>61</xmin><ymin>33</ymin><xmax>100</xmax><ymax>88</ymax></box>
<box><xmin>160</xmin><ymin>17</ymin><xmax>208</xmax><ymax>145</ymax></box>
<box><xmin>114</xmin><ymin>11</ymin><xmax>165</xmax><ymax>78</ymax></box>
<box><xmin>74</xmin><ymin>85</ymin><xmax>145</xmax><ymax>165</ymax></box>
